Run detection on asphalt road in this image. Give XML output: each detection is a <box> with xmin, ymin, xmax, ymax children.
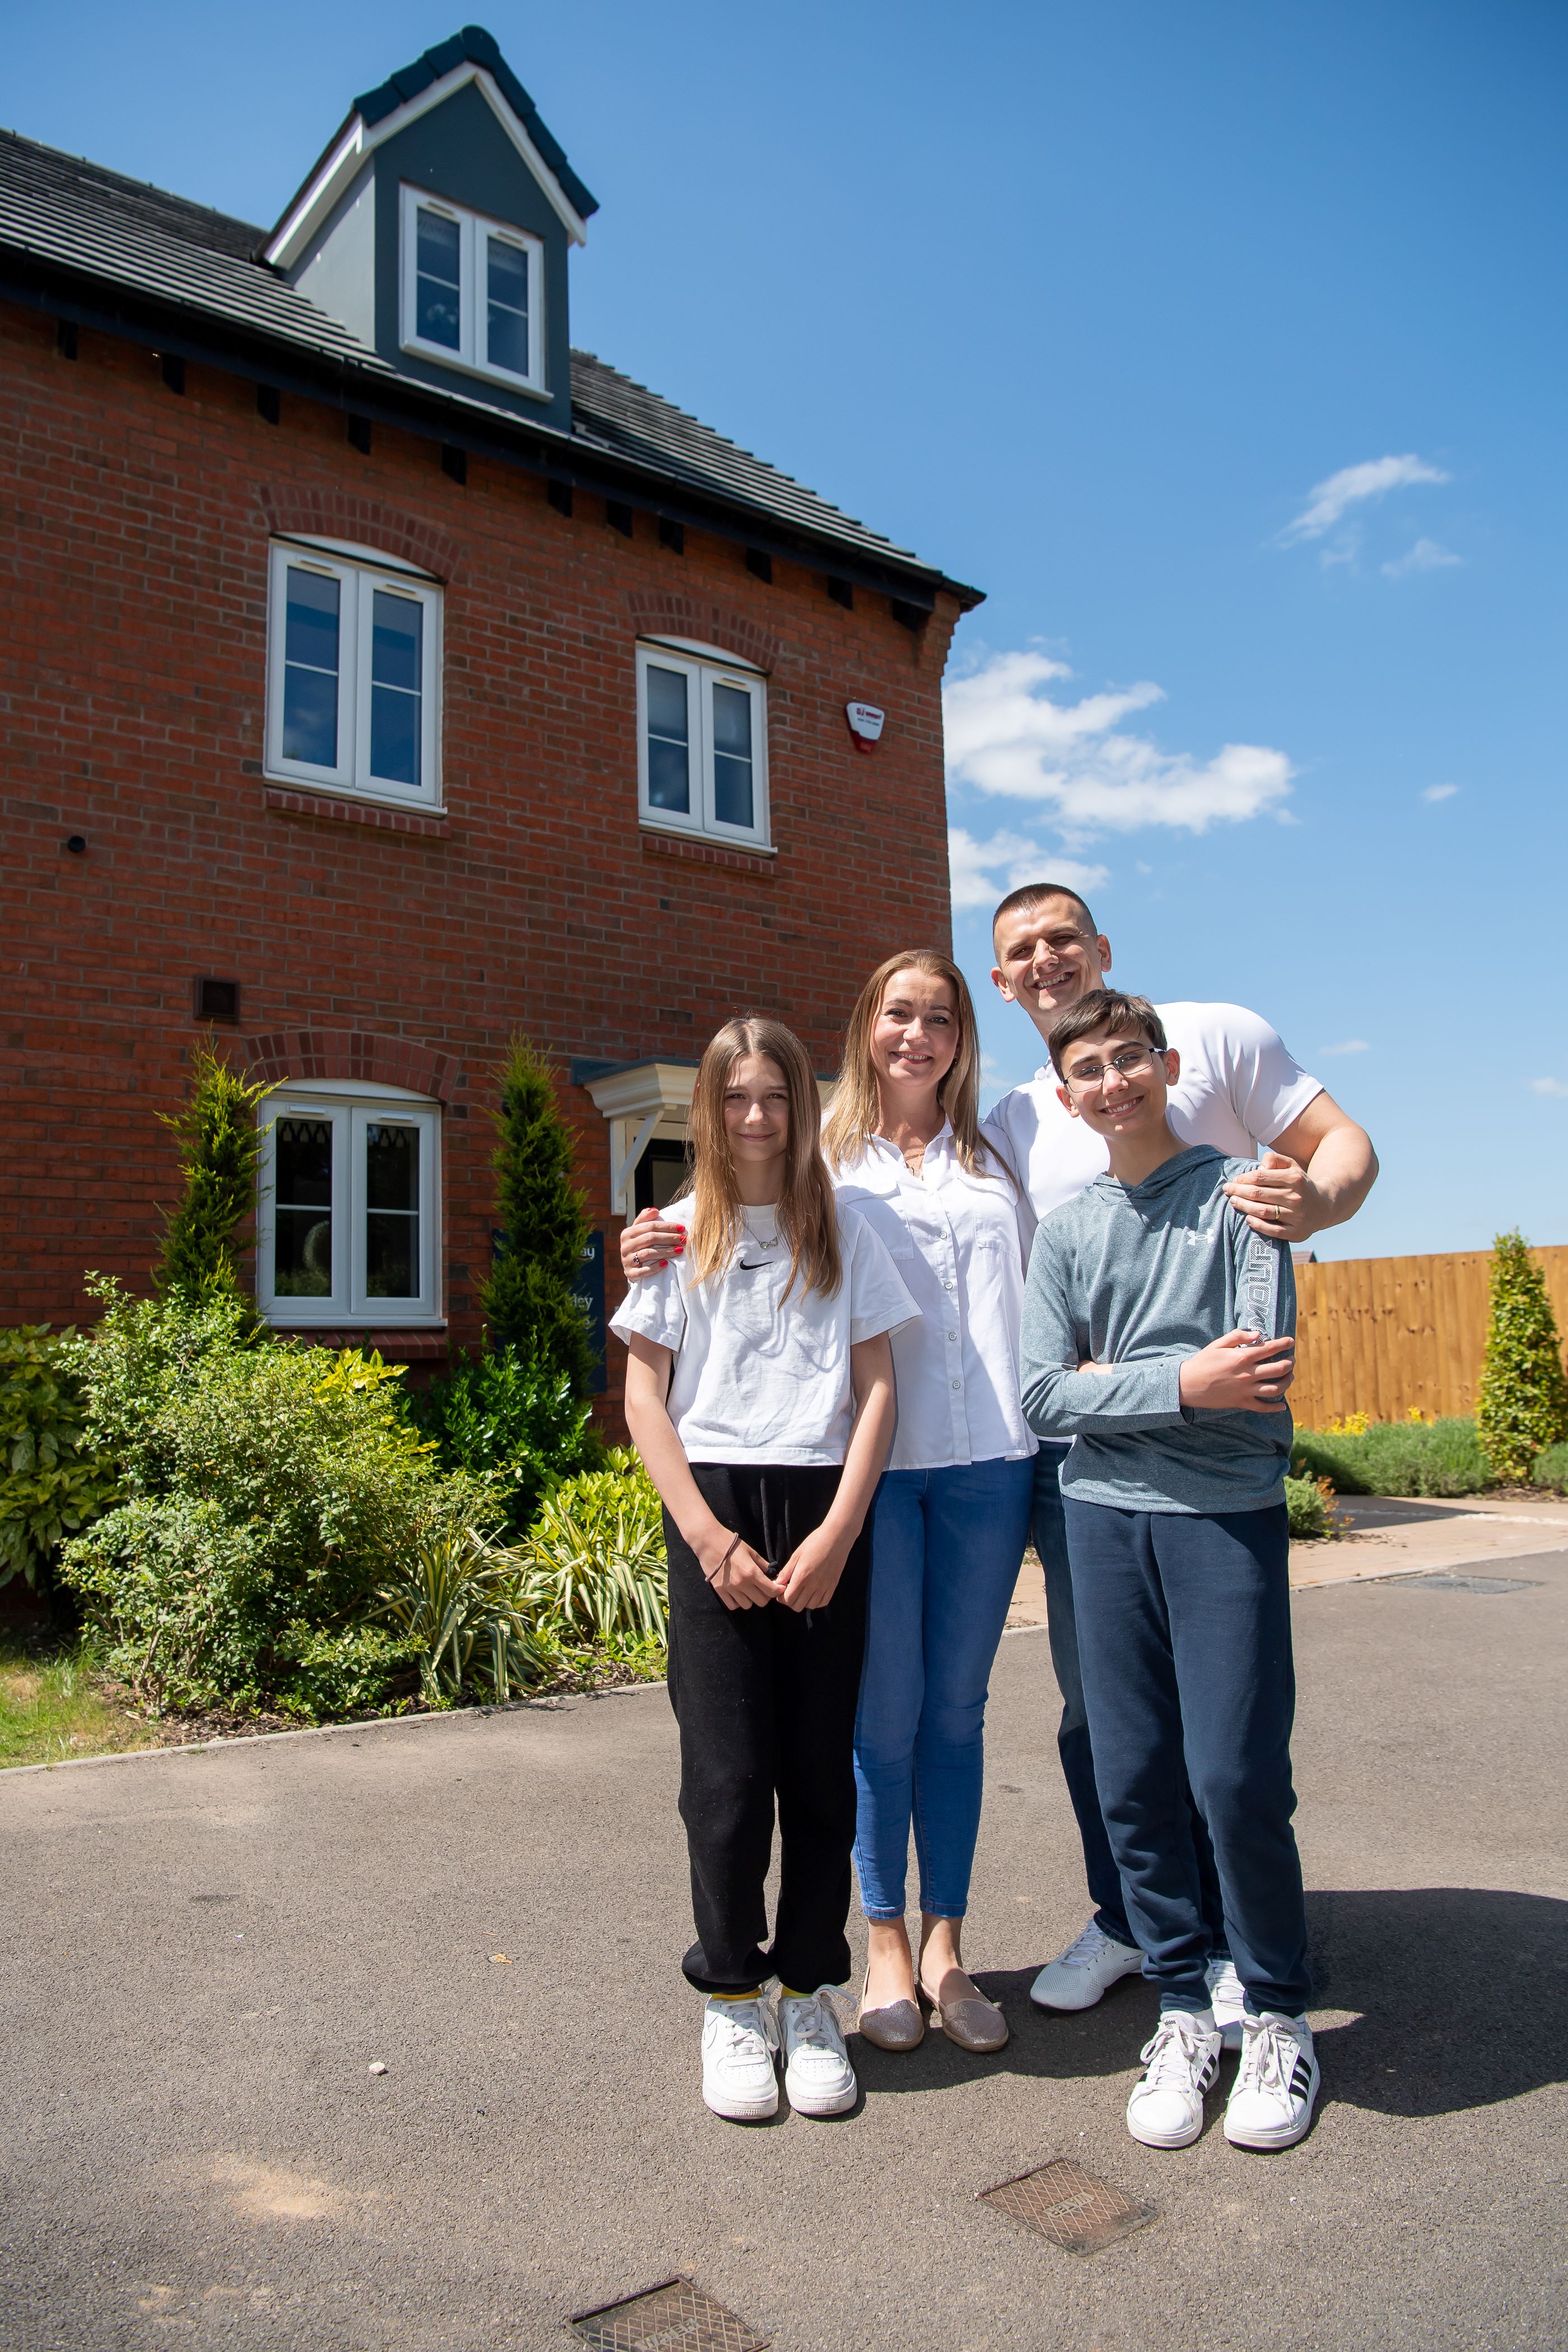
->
<box><xmin>1</xmin><ymin>1552</ymin><xmax>1565</xmax><ymax>2352</ymax></box>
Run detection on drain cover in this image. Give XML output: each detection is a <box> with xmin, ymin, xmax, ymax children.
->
<box><xmin>569</xmin><ymin>2277</ymin><xmax>770</xmax><ymax>2352</ymax></box>
<box><xmin>979</xmin><ymin>2159</ymin><xmax>1156</xmax><ymax>2255</ymax></box>
<box><xmin>1394</xmin><ymin>1572</ymin><xmax>1541</xmax><ymax>1593</ymax></box>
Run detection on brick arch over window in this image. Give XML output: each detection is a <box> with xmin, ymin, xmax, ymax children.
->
<box><xmin>242</xmin><ymin>1029</ymin><xmax>464</xmax><ymax>1105</ymax></box>
<box><xmin>255</xmin><ymin>488</ymin><xmax>465</xmax><ymax>584</ymax></box>
<box><xmin>626</xmin><ymin>592</ymin><xmax>781</xmax><ymax>675</ymax></box>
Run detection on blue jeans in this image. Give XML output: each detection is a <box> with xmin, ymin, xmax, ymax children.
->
<box><xmin>1034</xmin><ymin>1446</ymin><xmax>1227</xmax><ymax>1954</ymax></box>
<box><xmin>853</xmin><ymin>1457</ymin><xmax>1035</xmax><ymax>1920</ymax></box>
<box><xmin>1063</xmin><ymin>1498</ymin><xmax>1310</xmax><ymax>2016</ymax></box>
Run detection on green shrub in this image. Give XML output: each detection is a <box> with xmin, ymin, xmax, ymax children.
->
<box><xmin>1476</xmin><ymin>1231</ymin><xmax>1568</xmax><ymax>1485</ymax></box>
<box><xmin>58</xmin><ymin>1281</ymin><xmax>478</xmax><ymax>1716</ymax></box>
<box><xmin>406</xmin><ymin>1344</ymin><xmax>603</xmax><ymax>1539</ymax></box>
<box><xmin>482</xmin><ymin>1038</ymin><xmax>595</xmax><ymax>1395</ymax></box>
<box><xmin>155</xmin><ymin>1042</ymin><xmax>270</xmax><ymax>1319</ymax></box>
<box><xmin>1291</xmin><ymin>1415</ymin><xmax>1494</xmax><ymax>1497</ymax></box>
<box><xmin>0</xmin><ymin>1325</ymin><xmax>117</xmax><ymax>1591</ymax></box>
<box><xmin>1532</xmin><ymin>1442</ymin><xmax>1568</xmax><ymax>1495</ymax></box>
<box><xmin>371</xmin><ymin>1521</ymin><xmax>560</xmax><ymax>1707</ymax></box>
<box><xmin>517</xmin><ymin>1451</ymin><xmax>668</xmax><ymax>1646</ymax></box>
<box><xmin>1285</xmin><ymin>1473</ymin><xmax>1334</xmax><ymax>1539</ymax></box>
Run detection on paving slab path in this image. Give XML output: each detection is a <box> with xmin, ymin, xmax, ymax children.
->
<box><xmin>2</xmin><ymin>1549</ymin><xmax>1565</xmax><ymax>2351</ymax></box>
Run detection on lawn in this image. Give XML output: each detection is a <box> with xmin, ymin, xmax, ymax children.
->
<box><xmin>0</xmin><ymin>1641</ymin><xmax>157</xmax><ymax>1771</ymax></box>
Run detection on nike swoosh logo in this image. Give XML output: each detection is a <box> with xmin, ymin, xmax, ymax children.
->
<box><xmin>737</xmin><ymin>1260</ymin><xmax>776</xmax><ymax>1271</ymax></box>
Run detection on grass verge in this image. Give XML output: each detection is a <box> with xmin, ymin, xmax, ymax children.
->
<box><xmin>0</xmin><ymin>1639</ymin><xmax>157</xmax><ymax>1769</ymax></box>
<box><xmin>0</xmin><ymin>1632</ymin><xmax>667</xmax><ymax>1771</ymax></box>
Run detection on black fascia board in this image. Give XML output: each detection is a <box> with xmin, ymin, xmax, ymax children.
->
<box><xmin>0</xmin><ymin>252</ymin><xmax>981</xmax><ymax>612</ymax></box>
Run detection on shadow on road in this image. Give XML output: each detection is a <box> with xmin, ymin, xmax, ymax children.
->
<box><xmin>852</xmin><ymin>1888</ymin><xmax>1568</xmax><ymax>2119</ymax></box>
<box><xmin>1308</xmin><ymin>1886</ymin><xmax>1568</xmax><ymax>2117</ymax></box>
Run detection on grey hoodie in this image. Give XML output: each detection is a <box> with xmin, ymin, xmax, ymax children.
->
<box><xmin>1020</xmin><ymin>1143</ymin><xmax>1295</xmax><ymax>1515</ymax></box>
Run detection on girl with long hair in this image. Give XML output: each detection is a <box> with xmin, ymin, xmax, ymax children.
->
<box><xmin>821</xmin><ymin>951</ymin><xmax>1035</xmax><ymax>2052</ymax></box>
<box><xmin>612</xmin><ymin>1016</ymin><xmax>915</xmax><ymax>2124</ymax></box>
<box><xmin>622</xmin><ymin>956</ymin><xmax>1035</xmax><ymax>2057</ymax></box>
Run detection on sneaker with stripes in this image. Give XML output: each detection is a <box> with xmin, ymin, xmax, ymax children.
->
<box><xmin>1224</xmin><ymin>2012</ymin><xmax>1319</xmax><ymax>2149</ymax></box>
<box><xmin>1125</xmin><ymin>2008</ymin><xmax>1222</xmax><ymax>2149</ymax></box>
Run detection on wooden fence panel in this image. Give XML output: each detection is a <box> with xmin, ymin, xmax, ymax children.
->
<box><xmin>1291</xmin><ymin>1245</ymin><xmax>1568</xmax><ymax>1429</ymax></box>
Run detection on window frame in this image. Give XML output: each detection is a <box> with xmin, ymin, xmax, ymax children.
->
<box><xmin>256</xmin><ymin>1084</ymin><xmax>443</xmax><ymax>1328</ymax></box>
<box><xmin>398</xmin><ymin>183</ymin><xmax>547</xmax><ymax>396</ymax></box>
<box><xmin>635</xmin><ymin>641</ymin><xmax>771</xmax><ymax>850</ymax></box>
<box><xmin>264</xmin><ymin>541</ymin><xmax>443</xmax><ymax>808</ymax></box>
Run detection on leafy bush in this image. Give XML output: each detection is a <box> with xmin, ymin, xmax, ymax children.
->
<box><xmin>1476</xmin><ymin>1231</ymin><xmax>1568</xmax><ymax>1484</ymax></box>
<box><xmin>1532</xmin><ymin>1442</ymin><xmax>1568</xmax><ymax>1495</ymax></box>
<box><xmin>1285</xmin><ymin>1473</ymin><xmax>1337</xmax><ymax>1539</ymax></box>
<box><xmin>517</xmin><ymin>1452</ymin><xmax>668</xmax><ymax>1646</ymax></box>
<box><xmin>155</xmin><ymin>1042</ymin><xmax>270</xmax><ymax>1317</ymax></box>
<box><xmin>371</xmin><ymin>1521</ymin><xmax>559</xmax><ymax>1706</ymax></box>
<box><xmin>406</xmin><ymin>1345</ymin><xmax>603</xmax><ymax>1539</ymax></box>
<box><xmin>0</xmin><ymin>1326</ymin><xmax>117</xmax><ymax>1591</ymax></box>
<box><xmin>58</xmin><ymin>1281</ymin><xmax>477</xmax><ymax>1716</ymax></box>
<box><xmin>1291</xmin><ymin>1415</ymin><xmax>1494</xmax><ymax>1497</ymax></box>
<box><xmin>482</xmin><ymin>1038</ymin><xmax>595</xmax><ymax>1394</ymax></box>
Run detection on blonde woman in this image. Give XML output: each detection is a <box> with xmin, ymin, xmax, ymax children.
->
<box><xmin>623</xmin><ymin>956</ymin><xmax>1035</xmax><ymax>2056</ymax></box>
<box><xmin>612</xmin><ymin>1017</ymin><xmax>916</xmax><ymax>2124</ymax></box>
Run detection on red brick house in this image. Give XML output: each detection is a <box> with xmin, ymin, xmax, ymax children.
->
<box><xmin>0</xmin><ymin>27</ymin><xmax>979</xmax><ymax>1408</ymax></box>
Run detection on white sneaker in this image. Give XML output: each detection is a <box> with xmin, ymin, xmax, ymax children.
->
<box><xmin>1125</xmin><ymin>2009</ymin><xmax>1222</xmax><ymax>2149</ymax></box>
<box><xmin>1030</xmin><ymin>1917</ymin><xmax>1144</xmax><ymax>2012</ymax></box>
<box><xmin>1225</xmin><ymin>2012</ymin><xmax>1319</xmax><ymax>2150</ymax></box>
<box><xmin>700</xmin><ymin>1995</ymin><xmax>779</xmax><ymax>2121</ymax></box>
<box><xmin>778</xmin><ymin>1990</ymin><xmax>857</xmax><ymax>2117</ymax></box>
<box><xmin>1205</xmin><ymin>1956</ymin><xmax>1247</xmax><ymax>2052</ymax></box>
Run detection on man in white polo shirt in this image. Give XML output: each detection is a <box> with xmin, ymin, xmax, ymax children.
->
<box><xmin>981</xmin><ymin>881</ymin><xmax>1377</xmax><ymax>2032</ymax></box>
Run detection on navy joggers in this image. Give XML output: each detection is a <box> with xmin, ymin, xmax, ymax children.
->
<box><xmin>1062</xmin><ymin>1497</ymin><xmax>1312</xmax><ymax>2017</ymax></box>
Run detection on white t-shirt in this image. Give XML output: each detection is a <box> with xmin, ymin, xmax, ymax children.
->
<box><xmin>982</xmin><ymin>1001</ymin><xmax>1323</xmax><ymax>1254</ymax></box>
<box><xmin>830</xmin><ymin>1126</ymin><xmax>1036</xmax><ymax>1473</ymax></box>
<box><xmin>608</xmin><ymin>1193</ymin><xmax>920</xmax><ymax>1466</ymax></box>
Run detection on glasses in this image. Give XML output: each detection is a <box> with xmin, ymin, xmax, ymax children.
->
<box><xmin>1063</xmin><ymin>1046</ymin><xmax>1160</xmax><ymax>1090</ymax></box>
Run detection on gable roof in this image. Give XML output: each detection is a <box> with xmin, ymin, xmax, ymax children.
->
<box><xmin>268</xmin><ymin>26</ymin><xmax>596</xmax><ymax>264</ymax></box>
<box><xmin>0</xmin><ymin>126</ymin><xmax>981</xmax><ymax>610</ymax></box>
<box><xmin>353</xmin><ymin>26</ymin><xmax>597</xmax><ymax>223</ymax></box>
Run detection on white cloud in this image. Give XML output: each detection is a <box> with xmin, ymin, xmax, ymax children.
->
<box><xmin>944</xmin><ymin>651</ymin><xmax>1293</xmax><ymax>841</ymax></box>
<box><xmin>1282</xmin><ymin>454</ymin><xmax>1450</xmax><ymax>543</ymax></box>
<box><xmin>1318</xmin><ymin>1039</ymin><xmax>1371</xmax><ymax>1058</ymax></box>
<box><xmin>1530</xmin><ymin>1077</ymin><xmax>1568</xmax><ymax>1099</ymax></box>
<box><xmin>1422</xmin><ymin>782</ymin><xmax>1460</xmax><ymax>803</ymax></box>
<box><xmin>1383</xmin><ymin>538</ymin><xmax>1462</xmax><ymax>579</ymax></box>
<box><xmin>948</xmin><ymin>825</ymin><xmax>1109</xmax><ymax>913</ymax></box>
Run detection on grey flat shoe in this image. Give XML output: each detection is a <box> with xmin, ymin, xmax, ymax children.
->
<box><xmin>857</xmin><ymin>1995</ymin><xmax>925</xmax><ymax>2052</ymax></box>
<box><xmin>919</xmin><ymin>1973</ymin><xmax>1010</xmax><ymax>2054</ymax></box>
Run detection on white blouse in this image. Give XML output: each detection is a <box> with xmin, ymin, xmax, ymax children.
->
<box><xmin>829</xmin><ymin>1124</ymin><xmax>1036</xmax><ymax>1473</ymax></box>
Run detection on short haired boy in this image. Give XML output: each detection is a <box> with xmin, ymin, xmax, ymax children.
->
<box><xmin>1019</xmin><ymin>990</ymin><xmax>1319</xmax><ymax>2153</ymax></box>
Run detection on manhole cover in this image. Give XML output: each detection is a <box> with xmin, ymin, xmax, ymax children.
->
<box><xmin>979</xmin><ymin>2159</ymin><xmax>1156</xmax><ymax>2256</ymax></box>
<box><xmin>568</xmin><ymin>2276</ymin><xmax>770</xmax><ymax>2352</ymax></box>
<box><xmin>1392</xmin><ymin>1572</ymin><xmax>1541</xmax><ymax>1594</ymax></box>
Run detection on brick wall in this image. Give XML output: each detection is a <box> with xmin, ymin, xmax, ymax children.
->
<box><xmin>0</xmin><ymin>298</ymin><xmax>959</xmax><ymax>1415</ymax></box>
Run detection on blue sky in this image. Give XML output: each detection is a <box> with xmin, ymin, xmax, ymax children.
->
<box><xmin>10</xmin><ymin>1</ymin><xmax>1565</xmax><ymax>1257</ymax></box>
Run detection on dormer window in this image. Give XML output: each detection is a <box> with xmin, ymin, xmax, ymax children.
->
<box><xmin>400</xmin><ymin>185</ymin><xmax>544</xmax><ymax>394</ymax></box>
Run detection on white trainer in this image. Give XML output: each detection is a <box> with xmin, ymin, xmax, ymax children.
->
<box><xmin>1030</xmin><ymin>1917</ymin><xmax>1144</xmax><ymax>2012</ymax></box>
<box><xmin>1126</xmin><ymin>2009</ymin><xmax>1222</xmax><ymax>2149</ymax></box>
<box><xmin>1205</xmin><ymin>1956</ymin><xmax>1247</xmax><ymax>2052</ymax></box>
<box><xmin>778</xmin><ymin>1991</ymin><xmax>857</xmax><ymax>2117</ymax></box>
<box><xmin>700</xmin><ymin>1996</ymin><xmax>780</xmax><ymax>2122</ymax></box>
<box><xmin>1224</xmin><ymin>2012</ymin><xmax>1319</xmax><ymax>2150</ymax></box>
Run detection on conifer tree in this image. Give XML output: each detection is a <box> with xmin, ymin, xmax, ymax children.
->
<box><xmin>1476</xmin><ymin>1229</ymin><xmax>1568</xmax><ymax>1483</ymax></box>
<box><xmin>155</xmin><ymin>1042</ymin><xmax>270</xmax><ymax>1321</ymax></box>
<box><xmin>480</xmin><ymin>1037</ymin><xmax>594</xmax><ymax>1394</ymax></box>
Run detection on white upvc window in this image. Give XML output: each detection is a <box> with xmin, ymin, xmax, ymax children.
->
<box><xmin>636</xmin><ymin>640</ymin><xmax>770</xmax><ymax>850</ymax></box>
<box><xmin>264</xmin><ymin>541</ymin><xmax>442</xmax><ymax>806</ymax></box>
<box><xmin>399</xmin><ymin>184</ymin><xmax>545</xmax><ymax>394</ymax></box>
<box><xmin>256</xmin><ymin>1085</ymin><xmax>442</xmax><ymax>1327</ymax></box>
